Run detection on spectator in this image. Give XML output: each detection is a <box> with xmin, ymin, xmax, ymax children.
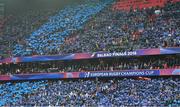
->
<box><xmin>0</xmin><ymin>77</ymin><xmax>179</xmax><ymax>106</ymax></box>
<box><xmin>0</xmin><ymin>55</ymin><xmax>179</xmax><ymax>75</ymax></box>
<box><xmin>0</xmin><ymin>0</ymin><xmax>179</xmax><ymax>58</ymax></box>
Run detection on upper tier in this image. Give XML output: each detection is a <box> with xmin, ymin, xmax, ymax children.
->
<box><xmin>0</xmin><ymin>0</ymin><xmax>179</xmax><ymax>58</ymax></box>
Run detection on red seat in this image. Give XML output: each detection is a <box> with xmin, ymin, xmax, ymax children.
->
<box><xmin>112</xmin><ymin>0</ymin><xmax>175</xmax><ymax>11</ymax></box>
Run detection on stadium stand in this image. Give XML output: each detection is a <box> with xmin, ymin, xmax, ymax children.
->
<box><xmin>1</xmin><ymin>78</ymin><xmax>180</xmax><ymax>106</ymax></box>
<box><xmin>0</xmin><ymin>9</ymin><xmax>59</xmax><ymax>58</ymax></box>
<box><xmin>0</xmin><ymin>0</ymin><xmax>179</xmax><ymax>58</ymax></box>
<box><xmin>9</xmin><ymin>0</ymin><xmax>179</xmax><ymax>57</ymax></box>
<box><xmin>0</xmin><ymin>55</ymin><xmax>179</xmax><ymax>75</ymax></box>
<box><xmin>12</xmin><ymin>0</ymin><xmax>113</xmax><ymax>56</ymax></box>
<box><xmin>0</xmin><ymin>0</ymin><xmax>179</xmax><ymax>106</ymax></box>
<box><xmin>0</xmin><ymin>81</ymin><xmax>47</xmax><ymax>106</ymax></box>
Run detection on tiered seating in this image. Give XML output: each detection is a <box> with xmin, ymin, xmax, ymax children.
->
<box><xmin>0</xmin><ymin>9</ymin><xmax>59</xmax><ymax>58</ymax></box>
<box><xmin>0</xmin><ymin>81</ymin><xmax>47</xmax><ymax>106</ymax></box>
<box><xmin>1</xmin><ymin>78</ymin><xmax>179</xmax><ymax>106</ymax></box>
<box><xmin>56</xmin><ymin>1</ymin><xmax>179</xmax><ymax>55</ymax></box>
<box><xmin>0</xmin><ymin>0</ymin><xmax>179</xmax><ymax>58</ymax></box>
<box><xmin>0</xmin><ymin>17</ymin><xmax>5</xmax><ymax>31</ymax></box>
<box><xmin>0</xmin><ymin>17</ymin><xmax>10</xmax><ymax>58</ymax></box>
<box><xmin>12</xmin><ymin>0</ymin><xmax>113</xmax><ymax>56</ymax></box>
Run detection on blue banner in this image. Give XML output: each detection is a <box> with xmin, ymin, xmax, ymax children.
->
<box><xmin>82</xmin><ymin>70</ymin><xmax>160</xmax><ymax>78</ymax></box>
<box><xmin>0</xmin><ymin>47</ymin><xmax>180</xmax><ymax>64</ymax></box>
<box><xmin>1</xmin><ymin>69</ymin><xmax>180</xmax><ymax>81</ymax></box>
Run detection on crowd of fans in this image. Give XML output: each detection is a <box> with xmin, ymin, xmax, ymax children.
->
<box><xmin>0</xmin><ymin>0</ymin><xmax>179</xmax><ymax>58</ymax></box>
<box><xmin>12</xmin><ymin>0</ymin><xmax>113</xmax><ymax>56</ymax></box>
<box><xmin>0</xmin><ymin>1</ymin><xmax>179</xmax><ymax>107</ymax></box>
<box><xmin>59</xmin><ymin>1</ymin><xmax>180</xmax><ymax>54</ymax></box>
<box><xmin>0</xmin><ymin>77</ymin><xmax>179</xmax><ymax>106</ymax></box>
<box><xmin>0</xmin><ymin>55</ymin><xmax>179</xmax><ymax>75</ymax></box>
<box><xmin>0</xmin><ymin>81</ymin><xmax>47</xmax><ymax>106</ymax></box>
<box><xmin>0</xmin><ymin>9</ymin><xmax>59</xmax><ymax>58</ymax></box>
<box><xmin>11</xmin><ymin>0</ymin><xmax>180</xmax><ymax>57</ymax></box>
